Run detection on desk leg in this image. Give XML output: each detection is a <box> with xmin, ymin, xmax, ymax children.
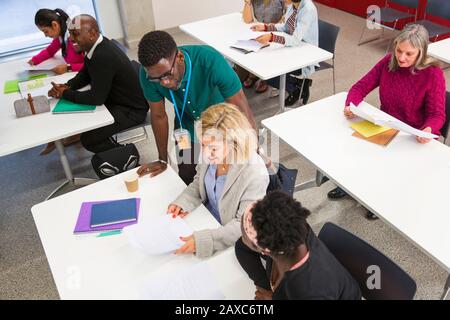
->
<box><xmin>279</xmin><ymin>74</ymin><xmax>286</xmax><ymax>113</ymax></box>
<box><xmin>46</xmin><ymin>139</ymin><xmax>97</xmax><ymax>200</ymax></box>
<box><xmin>294</xmin><ymin>170</ymin><xmax>325</xmax><ymax>192</ymax></box>
<box><xmin>442</xmin><ymin>274</ymin><xmax>450</xmax><ymax>300</ymax></box>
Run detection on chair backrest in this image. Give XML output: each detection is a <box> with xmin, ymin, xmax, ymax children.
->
<box><xmin>390</xmin><ymin>0</ymin><xmax>419</xmax><ymax>10</ymax></box>
<box><xmin>425</xmin><ymin>0</ymin><xmax>450</xmax><ymax>21</ymax></box>
<box><xmin>318</xmin><ymin>20</ymin><xmax>340</xmax><ymax>55</ymax></box>
<box><xmin>111</xmin><ymin>38</ymin><xmax>128</xmax><ymax>54</ymax></box>
<box><xmin>130</xmin><ymin>60</ymin><xmax>141</xmax><ymax>76</ymax></box>
<box><xmin>318</xmin><ymin>223</ymin><xmax>417</xmax><ymax>300</ymax></box>
<box><xmin>441</xmin><ymin>91</ymin><xmax>450</xmax><ymax>139</ymax></box>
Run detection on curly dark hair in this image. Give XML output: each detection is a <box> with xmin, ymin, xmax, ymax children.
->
<box><xmin>138</xmin><ymin>30</ymin><xmax>177</xmax><ymax>67</ymax></box>
<box><xmin>252</xmin><ymin>190</ymin><xmax>311</xmax><ymax>256</ymax></box>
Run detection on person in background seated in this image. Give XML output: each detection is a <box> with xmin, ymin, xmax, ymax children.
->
<box><xmin>29</xmin><ymin>8</ymin><xmax>85</xmax><ymax>155</ymax></box>
<box><xmin>238</xmin><ymin>0</ymin><xmax>285</xmax><ymax>93</ymax></box>
<box><xmin>48</xmin><ymin>15</ymin><xmax>148</xmax><ymax>154</ymax></box>
<box><xmin>235</xmin><ymin>190</ymin><xmax>362</xmax><ymax>300</ymax></box>
<box><xmin>168</xmin><ymin>103</ymin><xmax>269</xmax><ymax>258</ymax></box>
<box><xmin>251</xmin><ymin>0</ymin><xmax>318</xmax><ymax>106</ymax></box>
<box><xmin>328</xmin><ymin>24</ymin><xmax>446</xmax><ymax>220</ymax></box>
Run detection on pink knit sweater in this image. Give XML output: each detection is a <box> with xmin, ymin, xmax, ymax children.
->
<box><xmin>346</xmin><ymin>54</ymin><xmax>446</xmax><ymax>135</ymax></box>
<box><xmin>31</xmin><ymin>38</ymin><xmax>84</xmax><ymax>72</ymax></box>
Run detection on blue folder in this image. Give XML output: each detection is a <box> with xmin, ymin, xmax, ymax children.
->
<box><xmin>90</xmin><ymin>198</ymin><xmax>138</xmax><ymax>228</ymax></box>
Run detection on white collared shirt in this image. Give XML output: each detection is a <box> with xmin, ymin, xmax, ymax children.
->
<box><xmin>86</xmin><ymin>34</ymin><xmax>104</xmax><ymax>60</ymax></box>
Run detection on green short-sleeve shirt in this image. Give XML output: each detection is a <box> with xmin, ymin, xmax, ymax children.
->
<box><xmin>139</xmin><ymin>45</ymin><xmax>242</xmax><ymax>140</ymax></box>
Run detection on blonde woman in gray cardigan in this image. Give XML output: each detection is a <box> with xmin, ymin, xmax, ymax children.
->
<box><xmin>168</xmin><ymin>103</ymin><xmax>269</xmax><ymax>258</ymax></box>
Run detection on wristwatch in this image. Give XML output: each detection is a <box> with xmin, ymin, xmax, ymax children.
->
<box><xmin>67</xmin><ymin>64</ymin><xmax>72</xmax><ymax>72</ymax></box>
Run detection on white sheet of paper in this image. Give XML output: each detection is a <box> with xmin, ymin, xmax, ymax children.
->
<box><xmin>349</xmin><ymin>103</ymin><xmax>438</xmax><ymax>139</ymax></box>
<box><xmin>140</xmin><ymin>262</ymin><xmax>225</xmax><ymax>300</ymax></box>
<box><xmin>23</xmin><ymin>58</ymin><xmax>65</xmax><ymax>71</ymax></box>
<box><xmin>376</xmin><ymin>119</ymin><xmax>438</xmax><ymax>139</ymax></box>
<box><xmin>124</xmin><ymin>215</ymin><xmax>192</xmax><ymax>255</ymax></box>
<box><xmin>231</xmin><ymin>39</ymin><xmax>268</xmax><ymax>52</ymax></box>
<box><xmin>349</xmin><ymin>103</ymin><xmax>381</xmax><ymax>124</ymax></box>
<box><xmin>18</xmin><ymin>73</ymin><xmax>75</xmax><ymax>98</ymax></box>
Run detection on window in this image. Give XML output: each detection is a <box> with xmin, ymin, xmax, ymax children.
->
<box><xmin>0</xmin><ymin>0</ymin><xmax>97</xmax><ymax>57</ymax></box>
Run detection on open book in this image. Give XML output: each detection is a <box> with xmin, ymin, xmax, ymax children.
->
<box><xmin>230</xmin><ymin>39</ymin><xmax>269</xmax><ymax>54</ymax></box>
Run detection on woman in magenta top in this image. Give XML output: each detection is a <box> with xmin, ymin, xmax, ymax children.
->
<box><xmin>29</xmin><ymin>8</ymin><xmax>85</xmax><ymax>155</ymax></box>
<box><xmin>328</xmin><ymin>24</ymin><xmax>446</xmax><ymax>220</ymax></box>
<box><xmin>28</xmin><ymin>8</ymin><xmax>84</xmax><ymax>75</ymax></box>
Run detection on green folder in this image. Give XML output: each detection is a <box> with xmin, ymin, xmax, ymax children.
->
<box><xmin>52</xmin><ymin>99</ymin><xmax>96</xmax><ymax>114</ymax></box>
<box><xmin>3</xmin><ymin>73</ymin><xmax>48</xmax><ymax>94</ymax></box>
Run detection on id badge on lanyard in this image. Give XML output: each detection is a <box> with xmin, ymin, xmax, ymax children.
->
<box><xmin>170</xmin><ymin>51</ymin><xmax>193</xmax><ymax>150</ymax></box>
<box><xmin>174</xmin><ymin>128</ymin><xmax>191</xmax><ymax>150</ymax></box>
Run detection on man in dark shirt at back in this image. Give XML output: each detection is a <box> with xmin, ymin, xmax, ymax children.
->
<box><xmin>49</xmin><ymin>14</ymin><xmax>148</xmax><ymax>153</ymax></box>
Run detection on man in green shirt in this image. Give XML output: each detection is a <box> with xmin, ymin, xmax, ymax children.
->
<box><xmin>136</xmin><ymin>31</ymin><xmax>256</xmax><ymax>184</ymax></box>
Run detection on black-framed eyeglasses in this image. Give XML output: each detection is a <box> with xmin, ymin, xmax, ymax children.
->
<box><xmin>145</xmin><ymin>51</ymin><xmax>178</xmax><ymax>83</ymax></box>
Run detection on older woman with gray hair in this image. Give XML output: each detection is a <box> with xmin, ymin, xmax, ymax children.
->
<box><xmin>328</xmin><ymin>24</ymin><xmax>446</xmax><ymax>220</ymax></box>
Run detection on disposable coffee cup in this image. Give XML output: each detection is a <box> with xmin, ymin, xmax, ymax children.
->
<box><xmin>124</xmin><ymin>173</ymin><xmax>139</xmax><ymax>192</ymax></box>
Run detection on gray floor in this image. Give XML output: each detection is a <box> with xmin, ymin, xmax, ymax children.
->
<box><xmin>0</xmin><ymin>3</ymin><xmax>449</xmax><ymax>300</ymax></box>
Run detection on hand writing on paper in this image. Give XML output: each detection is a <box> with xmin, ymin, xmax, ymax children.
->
<box><xmin>48</xmin><ymin>82</ymin><xmax>68</xmax><ymax>98</ymax></box>
<box><xmin>251</xmin><ymin>24</ymin><xmax>265</xmax><ymax>32</ymax></box>
<box><xmin>174</xmin><ymin>235</ymin><xmax>196</xmax><ymax>254</ymax></box>
<box><xmin>167</xmin><ymin>204</ymin><xmax>189</xmax><ymax>218</ymax></box>
<box><xmin>255</xmin><ymin>286</ymin><xmax>273</xmax><ymax>300</ymax></box>
<box><xmin>51</xmin><ymin>64</ymin><xmax>68</xmax><ymax>75</ymax></box>
<box><xmin>255</xmin><ymin>34</ymin><xmax>271</xmax><ymax>45</ymax></box>
<box><xmin>27</xmin><ymin>59</ymin><xmax>35</xmax><ymax>66</ymax></box>
<box><xmin>344</xmin><ymin>105</ymin><xmax>356</xmax><ymax>119</ymax></box>
<box><xmin>416</xmin><ymin>127</ymin><xmax>432</xmax><ymax>144</ymax></box>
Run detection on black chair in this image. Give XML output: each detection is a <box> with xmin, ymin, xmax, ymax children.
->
<box><xmin>114</xmin><ymin>60</ymin><xmax>151</xmax><ymax>144</ymax></box>
<box><xmin>441</xmin><ymin>91</ymin><xmax>450</xmax><ymax>144</ymax></box>
<box><xmin>415</xmin><ymin>0</ymin><xmax>450</xmax><ymax>42</ymax></box>
<box><xmin>111</xmin><ymin>38</ymin><xmax>128</xmax><ymax>54</ymax></box>
<box><xmin>318</xmin><ymin>222</ymin><xmax>417</xmax><ymax>300</ymax></box>
<box><xmin>359</xmin><ymin>0</ymin><xmax>419</xmax><ymax>46</ymax></box>
<box><xmin>317</xmin><ymin>19</ymin><xmax>340</xmax><ymax>94</ymax></box>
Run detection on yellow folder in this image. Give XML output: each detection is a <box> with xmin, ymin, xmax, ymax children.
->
<box><xmin>350</xmin><ymin>120</ymin><xmax>391</xmax><ymax>138</ymax></box>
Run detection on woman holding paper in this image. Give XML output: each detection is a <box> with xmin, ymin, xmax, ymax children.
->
<box><xmin>239</xmin><ymin>0</ymin><xmax>285</xmax><ymax>93</ymax></box>
<box><xmin>167</xmin><ymin>103</ymin><xmax>269</xmax><ymax>258</ymax></box>
<box><xmin>251</xmin><ymin>0</ymin><xmax>318</xmax><ymax>106</ymax></box>
<box><xmin>328</xmin><ymin>24</ymin><xmax>446</xmax><ymax>219</ymax></box>
<box><xmin>28</xmin><ymin>9</ymin><xmax>84</xmax><ymax>74</ymax></box>
<box><xmin>28</xmin><ymin>9</ymin><xmax>85</xmax><ymax>155</ymax></box>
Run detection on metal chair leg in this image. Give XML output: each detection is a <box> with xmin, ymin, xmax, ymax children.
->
<box><xmin>332</xmin><ymin>61</ymin><xmax>336</xmax><ymax>94</ymax></box>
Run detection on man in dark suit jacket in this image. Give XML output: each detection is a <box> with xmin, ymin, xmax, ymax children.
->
<box><xmin>49</xmin><ymin>14</ymin><xmax>148</xmax><ymax>153</ymax></box>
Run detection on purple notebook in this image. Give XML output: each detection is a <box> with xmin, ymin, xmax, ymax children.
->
<box><xmin>73</xmin><ymin>198</ymin><xmax>141</xmax><ymax>234</ymax></box>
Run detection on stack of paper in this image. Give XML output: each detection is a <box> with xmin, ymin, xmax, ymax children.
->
<box><xmin>3</xmin><ymin>74</ymin><xmax>48</xmax><ymax>94</ymax></box>
<box><xmin>349</xmin><ymin>103</ymin><xmax>438</xmax><ymax>140</ymax></box>
<box><xmin>123</xmin><ymin>215</ymin><xmax>192</xmax><ymax>255</ymax></box>
<box><xmin>23</xmin><ymin>57</ymin><xmax>65</xmax><ymax>71</ymax></box>
<box><xmin>140</xmin><ymin>262</ymin><xmax>225</xmax><ymax>300</ymax></box>
<box><xmin>230</xmin><ymin>39</ymin><xmax>269</xmax><ymax>54</ymax></box>
<box><xmin>18</xmin><ymin>73</ymin><xmax>75</xmax><ymax>98</ymax></box>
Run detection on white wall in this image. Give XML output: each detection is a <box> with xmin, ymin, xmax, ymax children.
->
<box><xmin>95</xmin><ymin>0</ymin><xmax>124</xmax><ymax>39</ymax></box>
<box><xmin>152</xmin><ymin>0</ymin><xmax>242</xmax><ymax>30</ymax></box>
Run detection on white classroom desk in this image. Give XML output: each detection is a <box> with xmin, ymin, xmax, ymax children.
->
<box><xmin>0</xmin><ymin>56</ymin><xmax>114</xmax><ymax>198</ymax></box>
<box><xmin>262</xmin><ymin>92</ymin><xmax>450</xmax><ymax>298</ymax></box>
<box><xmin>180</xmin><ymin>12</ymin><xmax>333</xmax><ymax>112</ymax></box>
<box><xmin>31</xmin><ymin>167</ymin><xmax>254</xmax><ymax>300</ymax></box>
<box><xmin>428</xmin><ymin>38</ymin><xmax>450</xmax><ymax>64</ymax></box>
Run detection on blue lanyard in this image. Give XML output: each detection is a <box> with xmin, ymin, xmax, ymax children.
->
<box><xmin>169</xmin><ymin>52</ymin><xmax>192</xmax><ymax>130</ymax></box>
